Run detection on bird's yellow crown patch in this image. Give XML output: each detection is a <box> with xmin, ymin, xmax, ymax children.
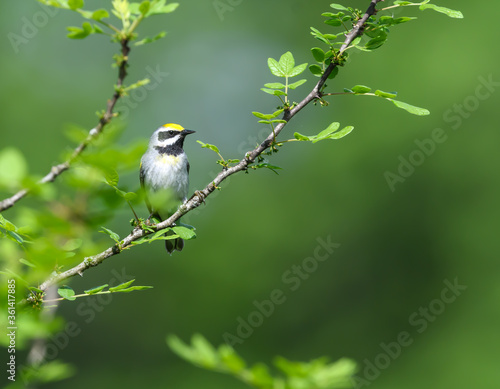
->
<box><xmin>162</xmin><ymin>123</ymin><xmax>184</xmax><ymax>132</ymax></box>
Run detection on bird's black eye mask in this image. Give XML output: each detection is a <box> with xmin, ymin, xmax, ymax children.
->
<box><xmin>158</xmin><ymin>130</ymin><xmax>177</xmax><ymax>141</ymax></box>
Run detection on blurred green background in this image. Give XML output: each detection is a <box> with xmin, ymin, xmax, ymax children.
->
<box><xmin>1</xmin><ymin>0</ymin><xmax>499</xmax><ymax>388</ymax></box>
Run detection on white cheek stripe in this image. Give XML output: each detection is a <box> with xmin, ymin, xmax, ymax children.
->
<box><xmin>157</xmin><ymin>135</ymin><xmax>180</xmax><ymax>146</ymax></box>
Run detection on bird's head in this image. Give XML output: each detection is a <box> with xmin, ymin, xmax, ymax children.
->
<box><xmin>149</xmin><ymin>123</ymin><xmax>195</xmax><ymax>149</ymax></box>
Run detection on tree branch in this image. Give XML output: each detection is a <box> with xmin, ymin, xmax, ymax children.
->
<box><xmin>36</xmin><ymin>0</ymin><xmax>383</xmax><ymax>294</ymax></box>
<box><xmin>0</xmin><ymin>39</ymin><xmax>131</xmax><ymax>213</ymax></box>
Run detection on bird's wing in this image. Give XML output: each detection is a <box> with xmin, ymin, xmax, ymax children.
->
<box><xmin>139</xmin><ymin>162</ymin><xmax>153</xmax><ymax>215</ymax></box>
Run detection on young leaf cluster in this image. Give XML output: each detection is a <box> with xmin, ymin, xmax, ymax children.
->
<box><xmin>308</xmin><ymin>1</ymin><xmax>461</xmax><ymax>82</ymax></box>
<box><xmin>341</xmin><ymin>85</ymin><xmax>430</xmax><ymax>116</ymax></box>
<box><xmin>168</xmin><ymin>334</ymin><xmax>357</xmax><ymax>389</ymax></box>
<box><xmin>386</xmin><ymin>1</ymin><xmax>463</xmax><ymax>19</ymax></box>
<box><xmin>38</xmin><ymin>0</ymin><xmax>179</xmax><ymax>44</ymax></box>
<box><xmin>0</xmin><ymin>213</ymin><xmax>31</xmax><ymax>246</ymax></box>
<box><xmin>291</xmin><ymin>122</ymin><xmax>354</xmax><ymax>144</ymax></box>
<box><xmin>52</xmin><ymin>279</ymin><xmax>152</xmax><ymax>303</ymax></box>
<box><xmin>260</xmin><ymin>52</ymin><xmax>308</xmax><ymax>107</ymax></box>
<box><xmin>197</xmin><ymin>141</ymin><xmax>240</xmax><ymax>169</ymax></box>
<box><xmin>130</xmin><ymin>224</ymin><xmax>196</xmax><ymax>246</ymax></box>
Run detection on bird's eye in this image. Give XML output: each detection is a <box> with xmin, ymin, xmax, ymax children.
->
<box><xmin>158</xmin><ymin>131</ymin><xmax>173</xmax><ymax>141</ymax></box>
<box><xmin>168</xmin><ymin>130</ymin><xmax>176</xmax><ymax>136</ymax></box>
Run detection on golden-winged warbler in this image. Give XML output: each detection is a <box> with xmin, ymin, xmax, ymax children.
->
<box><xmin>140</xmin><ymin>123</ymin><xmax>195</xmax><ymax>253</ymax></box>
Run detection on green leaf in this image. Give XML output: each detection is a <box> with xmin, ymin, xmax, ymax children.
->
<box><xmin>167</xmin><ymin>335</ymin><xmax>198</xmax><ymax>364</ymax></box>
<box><xmin>124</xmin><ymin>192</ymin><xmax>137</xmax><ymax>201</ymax></box>
<box><xmin>261</xmin><ymin>88</ymin><xmax>277</xmax><ymax>96</ymax></box>
<box><xmin>252</xmin><ymin>111</ymin><xmax>269</xmax><ymax>119</ymax></box>
<box><xmin>1</xmin><ymin>229</ymin><xmax>24</xmax><ymax>245</ymax></box>
<box><xmin>28</xmin><ymin>286</ymin><xmax>43</xmax><ymax>293</ymax></box>
<box><xmin>84</xmin><ymin>284</ymin><xmax>109</xmax><ymax>295</ymax></box>
<box><xmin>104</xmin><ymin>169</ymin><xmax>119</xmax><ymax>187</ymax></box>
<box><xmin>324</xmin><ymin>18</ymin><xmax>342</xmax><ymax>27</ymax></box>
<box><xmin>375</xmin><ymin>89</ymin><xmax>397</xmax><ymax>98</ymax></box>
<box><xmin>27</xmin><ymin>361</ymin><xmax>75</xmax><ymax>383</ymax></box>
<box><xmin>316</xmin><ymin>122</ymin><xmax>340</xmax><ymax>138</ymax></box>
<box><xmin>147</xmin><ymin>2</ymin><xmax>179</xmax><ymax>15</ymax></box>
<box><xmin>93</xmin><ymin>24</ymin><xmax>103</xmax><ymax>34</ymax></box>
<box><xmin>263</xmin><ymin>82</ymin><xmax>286</xmax><ymax>89</ymax></box>
<box><xmin>0</xmin><ymin>214</ymin><xmax>16</xmax><ymax>231</ymax></box>
<box><xmin>252</xmin><ymin>163</ymin><xmax>282</xmax><ymax>174</ymax></box>
<box><xmin>134</xmin><ymin>31</ymin><xmax>167</xmax><ymax>46</ymax></box>
<box><xmin>310</xmin><ymin>27</ymin><xmax>330</xmax><ymax>45</ymax></box>
<box><xmin>379</xmin><ymin>16</ymin><xmax>416</xmax><ymax>25</ymax></box>
<box><xmin>293</xmin><ymin>123</ymin><xmax>354</xmax><ymax>144</ymax></box>
<box><xmin>19</xmin><ymin>258</ymin><xmax>36</xmax><ymax>268</ymax></box>
<box><xmin>309</xmin><ymin>64</ymin><xmax>323</xmax><ymax>76</ymax></box>
<box><xmin>197</xmin><ymin>140</ymin><xmax>220</xmax><ymax>155</ymax></box>
<box><xmin>311</xmin><ymin>47</ymin><xmax>325</xmax><ymax>62</ymax></box>
<box><xmin>288</xmin><ymin>63</ymin><xmax>308</xmax><ymax>77</ymax></box>
<box><xmin>351</xmin><ymin>85</ymin><xmax>372</xmax><ymax>94</ymax></box>
<box><xmin>172</xmin><ymin>226</ymin><xmax>196</xmax><ymax>240</ymax></box>
<box><xmin>294</xmin><ymin>132</ymin><xmax>311</xmax><ymax>141</ymax></box>
<box><xmin>109</xmin><ymin>279</ymin><xmax>135</xmax><ymax>292</ymax></box>
<box><xmin>219</xmin><ymin>345</ymin><xmax>246</xmax><ymax>373</ymax></box>
<box><xmin>91</xmin><ymin>9</ymin><xmax>109</xmax><ymax>21</ymax></box>
<box><xmin>391</xmin><ymin>100</ymin><xmax>430</xmax><ymax>115</ymax></box>
<box><xmin>328</xmin><ymin>66</ymin><xmax>339</xmax><ymax>79</ymax></box>
<box><xmin>419</xmin><ymin>4</ymin><xmax>463</xmax><ymax>18</ymax></box>
<box><xmin>279</xmin><ymin>52</ymin><xmax>295</xmax><ymax>75</ymax></box>
<box><xmin>37</xmin><ymin>0</ymin><xmax>69</xmax><ymax>8</ymax></box>
<box><xmin>148</xmin><ymin>228</ymin><xmax>178</xmax><ymax>242</ymax></box>
<box><xmin>192</xmin><ymin>334</ymin><xmax>218</xmax><ymax>367</ymax></box>
<box><xmin>315</xmin><ymin>125</ymin><xmax>354</xmax><ymax>142</ymax></box>
<box><xmin>288</xmin><ymin>79</ymin><xmax>307</xmax><ymax>90</ymax></box>
<box><xmin>258</xmin><ymin>120</ymin><xmax>284</xmax><ymax>124</ymax></box>
<box><xmin>365</xmin><ymin>31</ymin><xmax>388</xmax><ymax>50</ymax></box>
<box><xmin>250</xmin><ymin>363</ymin><xmax>275</xmax><ymax>386</ymax></box>
<box><xmin>0</xmin><ymin>147</ymin><xmax>28</xmax><ymax>187</ymax></box>
<box><xmin>270</xmin><ymin>109</ymin><xmax>284</xmax><ymax>118</ymax></box>
<box><xmin>350</xmin><ymin>36</ymin><xmax>362</xmax><ymax>47</ymax></box>
<box><xmin>78</xmin><ymin>9</ymin><xmax>93</xmax><ymax>18</ymax></box>
<box><xmin>267</xmin><ymin>58</ymin><xmax>285</xmax><ymax>77</ymax></box>
<box><xmin>62</xmin><ymin>239</ymin><xmax>83</xmax><ymax>251</ymax></box>
<box><xmin>123</xmin><ymin>78</ymin><xmax>150</xmax><ymax>92</ymax></box>
<box><xmin>100</xmin><ymin>227</ymin><xmax>120</xmax><ymax>243</ymax></box>
<box><xmin>57</xmin><ymin>286</ymin><xmax>76</xmax><ymax>301</ymax></box>
<box><xmin>330</xmin><ymin>3</ymin><xmax>348</xmax><ymax>11</ymax></box>
<box><xmin>113</xmin><ymin>285</ymin><xmax>153</xmax><ymax>293</ymax></box>
<box><xmin>68</xmin><ymin>0</ymin><xmax>84</xmax><ymax>10</ymax></box>
<box><xmin>66</xmin><ymin>22</ymin><xmax>94</xmax><ymax>39</ymax></box>
<box><xmin>139</xmin><ymin>0</ymin><xmax>151</xmax><ymax>15</ymax></box>
<box><xmin>261</xmin><ymin>88</ymin><xmax>287</xmax><ymax>96</ymax></box>
<box><xmin>252</xmin><ymin>109</ymin><xmax>283</xmax><ymax>120</ymax></box>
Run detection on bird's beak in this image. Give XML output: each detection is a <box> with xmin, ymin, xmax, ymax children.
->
<box><xmin>182</xmin><ymin>129</ymin><xmax>196</xmax><ymax>136</ymax></box>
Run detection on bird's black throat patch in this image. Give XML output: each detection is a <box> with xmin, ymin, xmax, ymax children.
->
<box><xmin>154</xmin><ymin>144</ymin><xmax>184</xmax><ymax>156</ymax></box>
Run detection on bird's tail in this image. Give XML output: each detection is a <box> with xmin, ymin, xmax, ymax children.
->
<box><xmin>165</xmin><ymin>229</ymin><xmax>184</xmax><ymax>254</ymax></box>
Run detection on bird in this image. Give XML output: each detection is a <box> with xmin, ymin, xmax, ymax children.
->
<box><xmin>140</xmin><ymin>123</ymin><xmax>195</xmax><ymax>253</ymax></box>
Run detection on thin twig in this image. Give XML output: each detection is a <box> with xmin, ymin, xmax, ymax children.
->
<box><xmin>0</xmin><ymin>39</ymin><xmax>131</xmax><ymax>213</ymax></box>
<box><xmin>35</xmin><ymin>0</ymin><xmax>383</xmax><ymax>293</ymax></box>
